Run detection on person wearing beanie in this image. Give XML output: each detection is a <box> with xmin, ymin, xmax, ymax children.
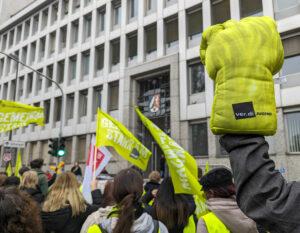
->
<box><xmin>197</xmin><ymin>167</ymin><xmax>258</xmax><ymax>233</ymax></box>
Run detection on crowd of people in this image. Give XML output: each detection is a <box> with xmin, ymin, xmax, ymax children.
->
<box><xmin>0</xmin><ymin>134</ymin><xmax>299</xmax><ymax>233</ymax></box>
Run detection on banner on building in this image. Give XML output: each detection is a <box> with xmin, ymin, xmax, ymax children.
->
<box><xmin>136</xmin><ymin>107</ymin><xmax>203</xmax><ymax>196</ymax></box>
<box><xmin>96</xmin><ymin>109</ymin><xmax>151</xmax><ymax>171</ymax></box>
<box><xmin>0</xmin><ymin>100</ymin><xmax>44</xmax><ymax>133</ymax></box>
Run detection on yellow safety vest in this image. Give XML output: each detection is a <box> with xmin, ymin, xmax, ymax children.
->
<box><xmin>202</xmin><ymin>212</ymin><xmax>230</xmax><ymax>233</ymax></box>
<box><xmin>183</xmin><ymin>215</ymin><xmax>196</xmax><ymax>233</ymax></box>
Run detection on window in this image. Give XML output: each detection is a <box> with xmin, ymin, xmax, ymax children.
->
<box><xmin>2</xmin><ymin>83</ymin><xmax>8</xmax><ymax>99</ymax></box>
<box><xmin>127</xmin><ymin>32</ymin><xmax>137</xmax><ymax>61</ymax></box>
<box><xmin>18</xmin><ymin>76</ymin><xmax>24</xmax><ymax>98</ymax></box>
<box><xmin>190</xmin><ymin>122</ymin><xmax>208</xmax><ymax>156</ymax></box>
<box><xmin>5</xmin><ymin>58</ymin><xmax>11</xmax><ymax>75</ymax></box>
<box><xmin>1</xmin><ymin>34</ymin><xmax>7</xmax><ymax>51</ymax></box>
<box><xmin>93</xmin><ymin>86</ymin><xmax>102</xmax><ymax>115</ymax></box>
<box><xmin>79</xmin><ymin>90</ymin><xmax>88</xmax><ymax>117</ymax></box>
<box><xmin>30</xmin><ymin>42</ymin><xmax>36</xmax><ymax>65</ymax></box>
<box><xmin>9</xmin><ymin>30</ymin><xmax>14</xmax><ymax>47</ymax></box>
<box><xmin>9</xmin><ymin>80</ymin><xmax>16</xmax><ymax>100</ymax></box>
<box><xmin>145</xmin><ymin>24</ymin><xmax>157</xmax><ymax>54</ymax></box>
<box><xmin>274</xmin><ymin>0</ymin><xmax>300</xmax><ymax>13</ymax></box>
<box><xmin>24</xmin><ymin>20</ymin><xmax>30</xmax><ymax>39</ymax></box>
<box><xmin>51</xmin><ymin>2</ymin><xmax>58</xmax><ymax>24</ymax></box>
<box><xmin>211</xmin><ymin>0</ymin><xmax>231</xmax><ymax>25</ymax></box>
<box><xmin>83</xmin><ymin>13</ymin><xmax>92</xmax><ymax>41</ymax></box>
<box><xmin>62</xmin><ymin>0</ymin><xmax>69</xmax><ymax>18</ymax></box>
<box><xmin>41</xmin><ymin>9</ymin><xmax>48</xmax><ymax>29</ymax></box>
<box><xmin>54</xmin><ymin>97</ymin><xmax>62</xmax><ymax>122</ymax></box>
<box><xmin>111</xmin><ymin>39</ymin><xmax>120</xmax><ymax>67</ymax></box>
<box><xmin>39</xmin><ymin>37</ymin><xmax>46</xmax><ymax>60</ymax></box>
<box><xmin>95</xmin><ymin>45</ymin><xmax>104</xmax><ymax>73</ymax></box>
<box><xmin>21</xmin><ymin>46</ymin><xmax>28</xmax><ymax>66</ymax></box>
<box><xmin>66</xmin><ymin>93</ymin><xmax>74</xmax><ymax>120</ymax></box>
<box><xmin>72</xmin><ymin>0</ymin><xmax>80</xmax><ymax>13</ymax></box>
<box><xmin>32</xmin><ymin>15</ymin><xmax>39</xmax><ymax>35</ymax></box>
<box><xmin>97</xmin><ymin>7</ymin><xmax>106</xmax><ymax>35</ymax></box>
<box><xmin>165</xmin><ymin>16</ymin><xmax>178</xmax><ymax>48</ymax></box>
<box><xmin>16</xmin><ymin>25</ymin><xmax>22</xmax><ymax>43</ymax></box>
<box><xmin>281</xmin><ymin>35</ymin><xmax>300</xmax><ymax>76</ymax></box>
<box><xmin>57</xmin><ymin>60</ymin><xmax>65</xmax><ymax>84</ymax></box>
<box><xmin>27</xmin><ymin>73</ymin><xmax>33</xmax><ymax>96</ymax></box>
<box><xmin>49</xmin><ymin>31</ymin><xmax>56</xmax><ymax>56</ymax></box>
<box><xmin>286</xmin><ymin>111</ymin><xmax>300</xmax><ymax>152</ymax></box>
<box><xmin>46</xmin><ymin>65</ymin><xmax>53</xmax><ymax>89</ymax></box>
<box><xmin>109</xmin><ymin>81</ymin><xmax>119</xmax><ymax>111</ymax></box>
<box><xmin>36</xmin><ymin>69</ymin><xmax>43</xmax><ymax>94</ymax></box>
<box><xmin>112</xmin><ymin>1</ymin><xmax>121</xmax><ymax>27</ymax></box>
<box><xmin>187</xmin><ymin>5</ymin><xmax>203</xmax><ymax>47</ymax></box>
<box><xmin>82</xmin><ymin>50</ymin><xmax>90</xmax><ymax>77</ymax></box>
<box><xmin>60</xmin><ymin>26</ymin><xmax>67</xmax><ymax>50</ymax></box>
<box><xmin>69</xmin><ymin>55</ymin><xmax>77</xmax><ymax>81</ymax></box>
<box><xmin>44</xmin><ymin>100</ymin><xmax>51</xmax><ymax>124</ymax></box>
<box><xmin>77</xmin><ymin>135</ymin><xmax>87</xmax><ymax>162</ymax></box>
<box><xmin>0</xmin><ymin>58</ymin><xmax>4</xmax><ymax>76</ymax></box>
<box><xmin>129</xmin><ymin>0</ymin><xmax>138</xmax><ymax>19</ymax></box>
<box><xmin>188</xmin><ymin>61</ymin><xmax>205</xmax><ymax>94</ymax></box>
<box><xmin>84</xmin><ymin>0</ymin><xmax>91</xmax><ymax>7</ymax></box>
<box><xmin>146</xmin><ymin>0</ymin><xmax>157</xmax><ymax>13</ymax></box>
<box><xmin>240</xmin><ymin>0</ymin><xmax>263</xmax><ymax>18</ymax></box>
<box><xmin>71</xmin><ymin>20</ymin><xmax>79</xmax><ymax>46</ymax></box>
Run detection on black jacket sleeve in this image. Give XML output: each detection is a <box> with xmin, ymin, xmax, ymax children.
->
<box><xmin>91</xmin><ymin>189</ymin><xmax>102</xmax><ymax>205</ymax></box>
<box><xmin>220</xmin><ymin>135</ymin><xmax>300</xmax><ymax>233</ymax></box>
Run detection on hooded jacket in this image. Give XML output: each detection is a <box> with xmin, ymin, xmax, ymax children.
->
<box><xmin>220</xmin><ymin>135</ymin><xmax>300</xmax><ymax>233</ymax></box>
<box><xmin>34</xmin><ymin>169</ymin><xmax>48</xmax><ymax>196</ymax></box>
<box><xmin>21</xmin><ymin>187</ymin><xmax>44</xmax><ymax>204</ymax></box>
<box><xmin>42</xmin><ymin>189</ymin><xmax>101</xmax><ymax>233</ymax></box>
<box><xmin>197</xmin><ymin>197</ymin><xmax>258</xmax><ymax>233</ymax></box>
<box><xmin>100</xmin><ymin>212</ymin><xmax>168</xmax><ymax>233</ymax></box>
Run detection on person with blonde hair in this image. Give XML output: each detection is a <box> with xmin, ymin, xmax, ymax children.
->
<box><xmin>20</xmin><ymin>170</ymin><xmax>44</xmax><ymax>204</ymax></box>
<box><xmin>42</xmin><ymin>172</ymin><xmax>101</xmax><ymax>233</ymax></box>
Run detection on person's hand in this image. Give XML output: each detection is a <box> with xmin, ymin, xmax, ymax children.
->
<box><xmin>151</xmin><ymin>189</ymin><xmax>158</xmax><ymax>198</ymax></box>
<box><xmin>90</xmin><ymin>179</ymin><xmax>98</xmax><ymax>191</ymax></box>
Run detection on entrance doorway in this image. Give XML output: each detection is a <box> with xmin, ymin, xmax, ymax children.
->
<box><xmin>136</xmin><ymin>72</ymin><xmax>170</xmax><ymax>176</ymax></box>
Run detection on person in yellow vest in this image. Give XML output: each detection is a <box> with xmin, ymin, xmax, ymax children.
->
<box><xmin>197</xmin><ymin>167</ymin><xmax>258</xmax><ymax>233</ymax></box>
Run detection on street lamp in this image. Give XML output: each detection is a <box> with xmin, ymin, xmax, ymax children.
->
<box><xmin>0</xmin><ymin>51</ymin><xmax>65</xmax><ymax>164</ymax></box>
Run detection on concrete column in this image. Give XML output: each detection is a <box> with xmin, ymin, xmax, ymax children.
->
<box><xmin>74</xmin><ymin>91</ymin><xmax>80</xmax><ymax>124</ymax></box>
<box><xmin>178</xmin><ymin>9</ymin><xmax>187</xmax><ymax>61</ymax></box>
<box><xmin>230</xmin><ymin>0</ymin><xmax>240</xmax><ymax>20</ymax></box>
<box><xmin>71</xmin><ymin>135</ymin><xmax>78</xmax><ymax>163</ymax></box>
<box><xmin>263</xmin><ymin>0</ymin><xmax>274</xmax><ymax>18</ymax></box>
<box><xmin>157</xmin><ymin>19</ymin><xmax>164</xmax><ymax>58</ymax></box>
<box><xmin>119</xmin><ymin>33</ymin><xmax>126</xmax><ymax>76</ymax></box>
<box><xmin>86</xmin><ymin>87</ymin><xmax>93</xmax><ymax>123</ymax></box>
<box><xmin>102</xmin><ymin>82</ymin><xmax>108</xmax><ymax>112</ymax></box>
<box><xmin>203</xmin><ymin>0</ymin><xmax>212</xmax><ymax>29</ymax></box>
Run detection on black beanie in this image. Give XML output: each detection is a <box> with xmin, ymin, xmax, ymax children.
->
<box><xmin>199</xmin><ymin>167</ymin><xmax>233</xmax><ymax>191</ymax></box>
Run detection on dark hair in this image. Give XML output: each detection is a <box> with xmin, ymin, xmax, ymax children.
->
<box><xmin>0</xmin><ymin>172</ymin><xmax>7</xmax><ymax>176</ymax></box>
<box><xmin>0</xmin><ymin>187</ymin><xmax>43</xmax><ymax>233</ymax></box>
<box><xmin>3</xmin><ymin>176</ymin><xmax>20</xmax><ymax>187</ymax></box>
<box><xmin>154</xmin><ymin>177</ymin><xmax>190</xmax><ymax>230</ymax></box>
<box><xmin>102</xmin><ymin>180</ymin><xmax>115</xmax><ymax>208</ymax></box>
<box><xmin>206</xmin><ymin>184</ymin><xmax>236</xmax><ymax>198</ymax></box>
<box><xmin>30</xmin><ymin>159</ymin><xmax>44</xmax><ymax>169</ymax></box>
<box><xmin>198</xmin><ymin>167</ymin><xmax>203</xmax><ymax>179</ymax></box>
<box><xmin>113</xmin><ymin>168</ymin><xmax>143</xmax><ymax>233</ymax></box>
<box><xmin>0</xmin><ymin>174</ymin><xmax>7</xmax><ymax>187</ymax></box>
<box><xmin>19</xmin><ymin>166</ymin><xmax>30</xmax><ymax>176</ymax></box>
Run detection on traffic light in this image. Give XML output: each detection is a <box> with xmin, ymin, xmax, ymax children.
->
<box><xmin>48</xmin><ymin>138</ymin><xmax>59</xmax><ymax>157</ymax></box>
<box><xmin>57</xmin><ymin>138</ymin><xmax>66</xmax><ymax>157</ymax></box>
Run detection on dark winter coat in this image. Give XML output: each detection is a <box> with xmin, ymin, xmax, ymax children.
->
<box><xmin>220</xmin><ymin>135</ymin><xmax>300</xmax><ymax>233</ymax></box>
<box><xmin>21</xmin><ymin>187</ymin><xmax>44</xmax><ymax>204</ymax></box>
<box><xmin>71</xmin><ymin>166</ymin><xmax>82</xmax><ymax>176</ymax></box>
<box><xmin>41</xmin><ymin>189</ymin><xmax>102</xmax><ymax>233</ymax></box>
<box><xmin>144</xmin><ymin>181</ymin><xmax>160</xmax><ymax>193</ymax></box>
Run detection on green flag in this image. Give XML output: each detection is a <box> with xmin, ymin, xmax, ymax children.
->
<box><xmin>136</xmin><ymin>107</ymin><xmax>203</xmax><ymax>196</ymax></box>
<box><xmin>96</xmin><ymin>109</ymin><xmax>151</xmax><ymax>171</ymax></box>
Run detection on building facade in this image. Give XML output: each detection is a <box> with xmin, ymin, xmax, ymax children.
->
<box><xmin>0</xmin><ymin>0</ymin><xmax>299</xmax><ymax>179</ymax></box>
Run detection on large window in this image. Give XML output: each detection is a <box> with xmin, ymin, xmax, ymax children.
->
<box><xmin>57</xmin><ymin>60</ymin><xmax>65</xmax><ymax>84</ymax></box>
<box><xmin>41</xmin><ymin>9</ymin><xmax>48</xmax><ymax>29</ymax></box>
<box><xmin>187</xmin><ymin>5</ymin><xmax>203</xmax><ymax>44</ymax></box>
<box><xmin>30</xmin><ymin>42</ymin><xmax>36</xmax><ymax>65</ymax></box>
<box><xmin>109</xmin><ymin>81</ymin><xmax>119</xmax><ymax>111</ymax></box>
<box><xmin>129</xmin><ymin>0</ymin><xmax>138</xmax><ymax>19</ymax></box>
<box><xmin>44</xmin><ymin>100</ymin><xmax>51</xmax><ymax>124</ymax></box>
<box><xmin>83</xmin><ymin>13</ymin><xmax>92</xmax><ymax>41</ymax></box>
<box><xmin>93</xmin><ymin>86</ymin><xmax>102</xmax><ymax>115</ymax></box>
<box><xmin>112</xmin><ymin>1</ymin><xmax>121</xmax><ymax>27</ymax></box>
<box><xmin>111</xmin><ymin>39</ymin><xmax>120</xmax><ymax>67</ymax></box>
<box><xmin>240</xmin><ymin>0</ymin><xmax>263</xmax><ymax>18</ymax></box>
<box><xmin>46</xmin><ymin>65</ymin><xmax>53</xmax><ymax>89</ymax></box>
<box><xmin>39</xmin><ymin>37</ymin><xmax>46</xmax><ymax>61</ymax></box>
<box><xmin>211</xmin><ymin>0</ymin><xmax>231</xmax><ymax>25</ymax></box>
<box><xmin>18</xmin><ymin>76</ymin><xmax>24</xmax><ymax>98</ymax></box>
<box><xmin>146</xmin><ymin>0</ymin><xmax>157</xmax><ymax>13</ymax></box>
<box><xmin>286</xmin><ymin>111</ymin><xmax>300</xmax><ymax>153</ymax></box>
<box><xmin>24</xmin><ymin>20</ymin><xmax>30</xmax><ymax>40</ymax></box>
<box><xmin>51</xmin><ymin>3</ymin><xmax>58</xmax><ymax>24</ymax></box>
<box><xmin>145</xmin><ymin>24</ymin><xmax>157</xmax><ymax>54</ymax></box>
<box><xmin>274</xmin><ymin>0</ymin><xmax>300</xmax><ymax>12</ymax></box>
<box><xmin>165</xmin><ymin>16</ymin><xmax>178</xmax><ymax>48</ymax></box>
<box><xmin>95</xmin><ymin>45</ymin><xmax>104</xmax><ymax>73</ymax></box>
<box><xmin>82</xmin><ymin>50</ymin><xmax>90</xmax><ymax>77</ymax></box>
<box><xmin>60</xmin><ymin>26</ymin><xmax>67</xmax><ymax>50</ymax></box>
<box><xmin>281</xmin><ymin>35</ymin><xmax>300</xmax><ymax>76</ymax></box>
<box><xmin>49</xmin><ymin>31</ymin><xmax>56</xmax><ymax>56</ymax></box>
<box><xmin>188</xmin><ymin>61</ymin><xmax>205</xmax><ymax>94</ymax></box>
<box><xmin>71</xmin><ymin>20</ymin><xmax>79</xmax><ymax>47</ymax></box>
<box><xmin>97</xmin><ymin>7</ymin><xmax>106</xmax><ymax>35</ymax></box>
<box><xmin>72</xmin><ymin>0</ymin><xmax>80</xmax><ymax>13</ymax></box>
<box><xmin>127</xmin><ymin>32</ymin><xmax>138</xmax><ymax>61</ymax></box>
<box><xmin>190</xmin><ymin>122</ymin><xmax>208</xmax><ymax>156</ymax></box>
<box><xmin>27</xmin><ymin>73</ymin><xmax>33</xmax><ymax>96</ymax></box>
<box><xmin>16</xmin><ymin>25</ymin><xmax>22</xmax><ymax>43</ymax></box>
<box><xmin>66</xmin><ymin>93</ymin><xmax>74</xmax><ymax>120</ymax></box>
<box><xmin>32</xmin><ymin>15</ymin><xmax>39</xmax><ymax>35</ymax></box>
<box><xmin>62</xmin><ymin>0</ymin><xmax>69</xmax><ymax>18</ymax></box>
<box><xmin>54</xmin><ymin>97</ymin><xmax>62</xmax><ymax>122</ymax></box>
<box><xmin>2</xmin><ymin>34</ymin><xmax>7</xmax><ymax>51</ymax></box>
<box><xmin>9</xmin><ymin>30</ymin><xmax>14</xmax><ymax>48</ymax></box>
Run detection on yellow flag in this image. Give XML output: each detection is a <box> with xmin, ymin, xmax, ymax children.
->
<box><xmin>6</xmin><ymin>162</ymin><xmax>12</xmax><ymax>176</ymax></box>
<box><xmin>0</xmin><ymin>100</ymin><xmax>44</xmax><ymax>133</ymax></box>
<box><xmin>14</xmin><ymin>149</ymin><xmax>22</xmax><ymax>177</ymax></box>
<box><xmin>96</xmin><ymin>109</ymin><xmax>151</xmax><ymax>171</ymax></box>
<box><xmin>136</xmin><ymin>107</ymin><xmax>203</xmax><ymax>196</ymax></box>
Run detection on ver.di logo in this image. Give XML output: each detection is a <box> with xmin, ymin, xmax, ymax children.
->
<box><xmin>130</xmin><ymin>148</ymin><xmax>140</xmax><ymax>159</ymax></box>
